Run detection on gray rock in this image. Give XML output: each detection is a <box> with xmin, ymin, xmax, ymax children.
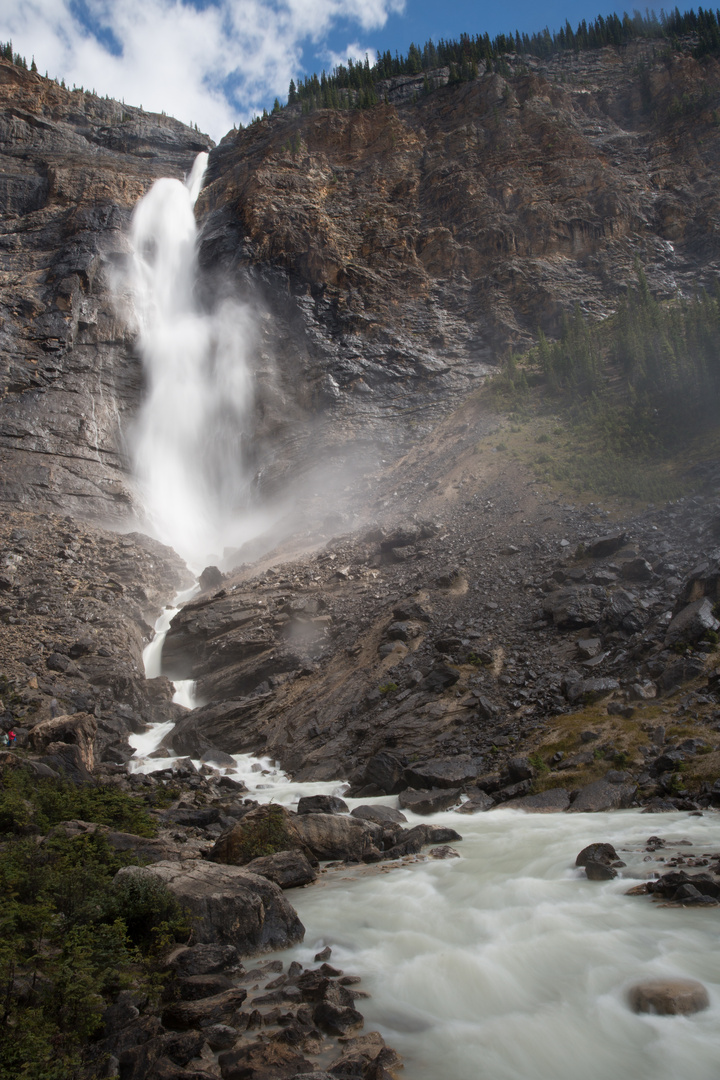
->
<box><xmin>293</xmin><ymin>813</ymin><xmax>378</xmax><ymax>862</ymax></box>
<box><xmin>297</xmin><ymin>794</ymin><xmax>349</xmax><ymax>815</ymax></box>
<box><xmin>584</xmin><ymin>859</ymin><xmax>617</xmax><ymax>880</ymax></box>
<box><xmin>398</xmin><ymin>788</ymin><xmax>462</xmax><ymax>814</ymax></box>
<box><xmin>628</xmin><ymin>978</ymin><xmax>709</xmax><ymax>1015</ymax></box>
<box><xmin>115</xmin><ymin>861</ymin><xmax>304</xmax><ymax>953</ymax></box>
<box><xmin>500</xmin><ymin>788</ymin><xmax>570</xmax><ymax>813</ymax></box>
<box><xmin>403</xmin><ymin>757</ymin><xmax>477</xmax><ymax>790</ymax></box>
<box><xmin>171</xmin><ymin>944</ymin><xmax>242</xmax><ymax>977</ymax></box>
<box><xmin>456</xmin><ymin>791</ymin><xmax>494</xmax><ymax>814</ymax></box>
<box><xmin>565</xmin><ymin>677</ymin><xmax>620</xmax><ymax>703</ymax></box>
<box><xmin>543</xmin><ymin>586</ymin><xmax>606</xmax><ymax>629</ymax></box>
<box><xmin>586</xmin><ymin>532</ymin><xmax>627</xmax><ymax>558</ymax></box>
<box><xmin>350</xmin><ymin>804</ymin><xmax>408</xmax><ymax>826</ymax></box>
<box><xmin>569</xmin><ymin>781</ymin><xmax>636</xmax><ymax>812</ymax></box>
<box><xmin>244</xmin><ymin>849</ymin><xmax>318</xmax><ymax>888</ymax></box>
<box><xmin>665</xmin><ymin>598</ymin><xmax>720</xmax><ymax>645</ymax></box>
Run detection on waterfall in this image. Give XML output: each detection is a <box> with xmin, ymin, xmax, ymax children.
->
<box><xmin>126</xmin><ymin>152</ymin><xmax>264</xmax><ymax>570</ymax></box>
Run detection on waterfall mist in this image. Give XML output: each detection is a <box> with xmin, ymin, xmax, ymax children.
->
<box><xmin>124</xmin><ymin>152</ymin><xmax>271</xmax><ymax>570</ymax></box>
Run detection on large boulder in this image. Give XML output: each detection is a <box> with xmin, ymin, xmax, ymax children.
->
<box><xmin>665</xmin><ymin>598</ymin><xmax>719</xmax><ymax>645</ymax></box>
<box><xmin>542</xmin><ymin>586</ymin><xmax>606</xmax><ymax>629</ymax></box>
<box><xmin>500</xmin><ymin>789</ymin><xmax>570</xmax><ymax>813</ymax></box>
<box><xmin>585</xmin><ymin>532</ymin><xmax>627</xmax><ymax>558</ymax></box>
<box><xmin>404</xmin><ymin>757</ymin><xmax>477</xmax><ymax>790</ymax></box>
<box><xmin>209</xmin><ymin>805</ymin><xmax>314</xmax><ymax>866</ymax></box>
<box><xmin>628</xmin><ymin>978</ymin><xmax>709</xmax><ymax>1015</ymax></box>
<box><xmin>115</xmin><ymin>861</ymin><xmax>304</xmax><ymax>954</ymax></box>
<box><xmin>360</xmin><ymin>752</ymin><xmax>408</xmax><ymax>795</ymax></box>
<box><xmin>244</xmin><ymin>850</ymin><xmax>318</xmax><ymax>888</ymax></box>
<box><xmin>398</xmin><ymin>788</ymin><xmax>462</xmax><ymax>814</ymax></box>
<box><xmin>30</xmin><ymin>712</ymin><xmax>97</xmax><ymax>771</ymax></box>
<box><xmin>575</xmin><ymin>842</ymin><xmax>618</xmax><ymax>867</ymax></box>
<box><xmin>293</xmin><ymin>813</ymin><xmax>379</xmax><ymax>862</ymax></box>
<box><xmin>350</xmin><ymin>804</ymin><xmax>408</xmax><ymax>826</ymax></box>
<box><xmin>296</xmin><ymin>794</ymin><xmax>349</xmax><ymax>815</ymax></box>
<box><xmin>569</xmin><ymin>780</ymin><xmax>636</xmax><ymax>812</ymax></box>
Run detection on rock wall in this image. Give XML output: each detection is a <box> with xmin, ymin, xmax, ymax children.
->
<box><xmin>0</xmin><ymin>59</ymin><xmax>210</xmax><ymax>521</ymax></box>
<box><xmin>2</xmin><ymin>41</ymin><xmax>720</xmax><ymax>521</ymax></box>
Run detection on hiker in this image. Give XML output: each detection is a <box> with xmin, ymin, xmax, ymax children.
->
<box><xmin>7</xmin><ymin>730</ymin><xmax>16</xmax><ymax>746</ymax></box>
<box><xmin>0</xmin><ymin>730</ymin><xmax>8</xmax><ymax>747</ymax></box>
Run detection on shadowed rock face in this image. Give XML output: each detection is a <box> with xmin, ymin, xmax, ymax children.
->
<box><xmin>0</xmin><ymin>59</ymin><xmax>211</xmax><ymax>520</ymax></box>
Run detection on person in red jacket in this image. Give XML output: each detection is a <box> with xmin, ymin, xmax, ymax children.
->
<box><xmin>7</xmin><ymin>730</ymin><xmax>16</xmax><ymax>746</ymax></box>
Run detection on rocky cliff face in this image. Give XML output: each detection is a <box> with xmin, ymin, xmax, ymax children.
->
<box><xmin>1</xmin><ymin>41</ymin><xmax>720</xmax><ymax>793</ymax></box>
<box><xmin>0</xmin><ymin>59</ymin><xmax>210</xmax><ymax>520</ymax></box>
<box><xmin>194</xmin><ymin>37</ymin><xmax>720</xmax><ymax>497</ymax></box>
<box><xmin>2</xmin><ymin>41</ymin><xmax>720</xmax><ymax>520</ymax></box>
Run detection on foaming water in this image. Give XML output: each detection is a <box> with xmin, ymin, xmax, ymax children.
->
<box><xmin>125</xmin><ymin>152</ymin><xmax>271</xmax><ymax>569</ymax></box>
<box><xmin>284</xmin><ymin>807</ymin><xmax>720</xmax><ymax>1080</ymax></box>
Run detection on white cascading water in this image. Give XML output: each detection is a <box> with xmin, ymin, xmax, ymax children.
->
<box><xmin>122</xmin><ymin>158</ymin><xmax>720</xmax><ymax>1080</ymax></box>
<box><xmin>284</xmin><ymin>806</ymin><xmax>720</xmax><ymax>1080</ymax></box>
<box><xmin>126</xmin><ymin>152</ymin><xmax>268</xmax><ymax>571</ymax></box>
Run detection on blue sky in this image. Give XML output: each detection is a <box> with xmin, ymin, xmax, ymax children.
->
<box><xmin>0</xmin><ymin>0</ymin><xmax>670</xmax><ymax>138</ymax></box>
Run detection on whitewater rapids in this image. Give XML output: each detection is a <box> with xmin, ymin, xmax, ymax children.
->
<box><xmin>285</xmin><ymin>807</ymin><xmax>720</xmax><ymax>1080</ymax></box>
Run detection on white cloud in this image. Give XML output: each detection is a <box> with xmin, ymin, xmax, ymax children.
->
<box><xmin>0</xmin><ymin>0</ymin><xmax>405</xmax><ymax>139</ymax></box>
<box><xmin>325</xmin><ymin>41</ymin><xmax>373</xmax><ymax>71</ymax></box>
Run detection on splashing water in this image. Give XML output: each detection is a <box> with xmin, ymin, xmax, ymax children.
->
<box><xmin>126</xmin><ymin>152</ymin><xmax>268</xmax><ymax>570</ymax></box>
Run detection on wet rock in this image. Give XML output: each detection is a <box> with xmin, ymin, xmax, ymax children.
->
<box><xmin>293</xmin><ymin>813</ymin><xmax>378</xmax><ymax>862</ymax></box>
<box><xmin>628</xmin><ymin>978</ymin><xmax>709</xmax><ymax>1015</ymax></box>
<box><xmin>429</xmin><ymin>846</ymin><xmax>460</xmax><ymax>859</ymax></box>
<box><xmin>501</xmin><ymin>789</ymin><xmax>570</xmax><ymax>812</ymax></box>
<box><xmin>565</xmin><ymin>677</ymin><xmax>620</xmax><ymax>703</ymax></box>
<box><xmin>398</xmin><ymin>788</ymin><xmax>462</xmax><ymax>815</ymax></box>
<box><xmin>507</xmin><ymin>756</ymin><xmax>533</xmax><ymax>782</ymax></box>
<box><xmin>297</xmin><ymin>794</ymin><xmax>349</xmax><ymax>815</ymax></box>
<box><xmin>665</xmin><ymin>598</ymin><xmax>720</xmax><ymax>645</ymax></box>
<box><xmin>218</xmin><ymin>1035</ymin><xmax>314</xmax><ymax>1079</ymax></box>
<box><xmin>328</xmin><ymin>1031</ymin><xmax>402</xmax><ymax>1078</ymax></box>
<box><xmin>172</xmin><ymin>973</ymin><xmax>235</xmax><ymax>1001</ymax></box>
<box><xmin>115</xmin><ymin>861</ymin><xmax>304</xmax><ymax>952</ymax></box>
<box><xmin>621</xmin><ymin>558</ymin><xmax>654</xmax><ymax>581</ymax></box>
<box><xmin>171</xmin><ymin>944</ymin><xmax>242</xmax><ymax>977</ymax></box>
<box><xmin>575</xmin><ymin>844</ymin><xmax>619</xmax><ymax>868</ymax></box>
<box><xmin>209</xmin><ymin>805</ymin><xmax>312</xmax><ymax>866</ymax></box>
<box><xmin>166</xmin><ymin>807</ymin><xmax>221</xmax><ymax>828</ymax></box>
<box><xmin>161</xmin><ymin>987</ymin><xmax>247</xmax><ymax>1030</ymax></box>
<box><xmin>350</xmin><ymin>804</ymin><xmax>408</xmax><ymax>827</ymax></box>
<box><xmin>584</xmin><ymin>860</ymin><xmax>617</xmax><ymax>880</ymax></box>
<box><xmin>455</xmin><ymin>791</ymin><xmax>494</xmax><ymax>814</ymax></box>
<box><xmin>359</xmin><ymin>752</ymin><xmax>408</xmax><ymax>795</ymax></box>
<box><xmin>199</xmin><ymin>565</ymin><xmax>224</xmax><ymax>591</ymax></box>
<box><xmin>204</xmin><ymin>1024</ymin><xmax>239</xmax><ymax>1051</ymax></box>
<box><xmin>403</xmin><ymin>757</ymin><xmax>477</xmax><ymax>790</ymax></box>
<box><xmin>657</xmin><ymin>657</ymin><xmax>706</xmax><ymax>690</ymax></box>
<box><xmin>313</xmin><ymin>1000</ymin><xmax>364</xmax><ymax>1035</ymax></box>
<box><xmin>420</xmin><ymin>664</ymin><xmax>460</xmax><ymax>692</ymax></box>
<box><xmin>244</xmin><ymin>850</ymin><xmax>318</xmax><ymax>889</ymax></box>
<box><xmin>383</xmin><ymin>823</ymin><xmax>461</xmax><ymax>858</ymax></box>
<box><xmin>570</xmin><ymin>780</ymin><xmax>637</xmax><ymax>812</ymax></box>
